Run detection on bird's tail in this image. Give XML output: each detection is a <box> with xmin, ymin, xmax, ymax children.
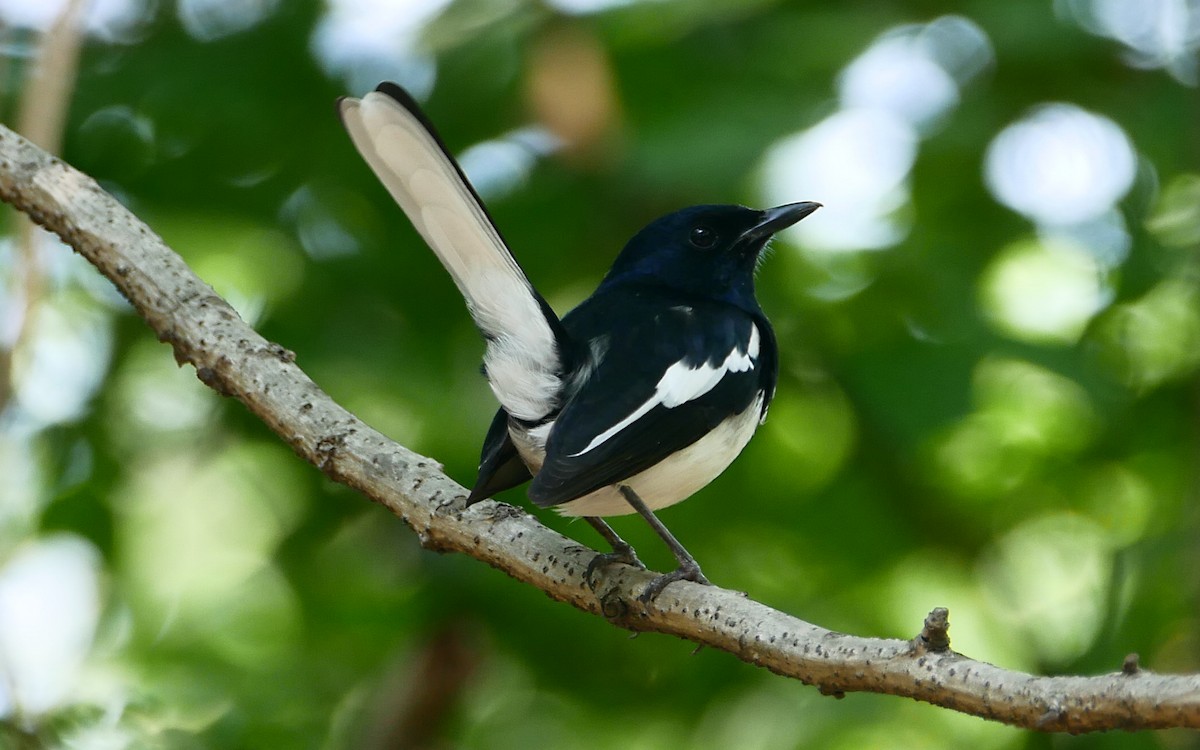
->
<box><xmin>339</xmin><ymin>83</ymin><xmax>565</xmax><ymax>422</ymax></box>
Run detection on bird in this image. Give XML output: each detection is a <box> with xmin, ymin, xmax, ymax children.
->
<box><xmin>338</xmin><ymin>82</ymin><xmax>820</xmax><ymax>601</ymax></box>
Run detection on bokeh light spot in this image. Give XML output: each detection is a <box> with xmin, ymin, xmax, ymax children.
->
<box><xmin>1060</xmin><ymin>0</ymin><xmax>1200</xmax><ymax>85</ymax></box>
<box><xmin>0</xmin><ymin>0</ymin><xmax>147</xmax><ymax>43</ymax></box>
<box><xmin>177</xmin><ymin>0</ymin><xmax>278</xmax><ymax>41</ymax></box>
<box><xmin>1094</xmin><ymin>277</ymin><xmax>1200</xmax><ymax>390</ymax></box>
<box><xmin>312</xmin><ymin>0</ymin><xmax>453</xmax><ymax>98</ymax></box>
<box><xmin>979</xmin><ymin>237</ymin><xmax>1109</xmax><ymax>344</ymax></box>
<box><xmin>839</xmin><ymin>15</ymin><xmax>992</xmax><ymax>132</ymax></box>
<box><xmin>1146</xmin><ymin>172</ymin><xmax>1200</xmax><ymax>247</ymax></box>
<box><xmin>157</xmin><ymin>214</ymin><xmax>304</xmax><ymax>324</ymax></box>
<box><xmin>972</xmin><ymin>357</ymin><xmax>1098</xmax><ymax>455</ymax></box>
<box><xmin>838</xmin><ymin>37</ymin><xmax>958</xmax><ymax>132</ymax></box>
<box><xmin>12</xmin><ymin>286</ymin><xmax>114</xmax><ymax>430</ymax></box>
<box><xmin>0</xmin><ymin>535</ymin><xmax>101</xmax><ymax>718</ymax></box>
<box><xmin>458</xmin><ymin>127</ymin><xmax>560</xmax><ymax>201</ymax></box>
<box><xmin>762</xmin><ymin>16</ymin><xmax>991</xmax><ymax>254</ymax></box>
<box><xmin>116</xmin><ymin>442</ymin><xmax>306</xmax><ymax>664</ymax></box>
<box><xmin>762</xmin><ymin>108</ymin><xmax>915</xmax><ymax>252</ymax></box>
<box><xmin>760</xmin><ymin>383</ymin><xmax>856</xmax><ymax>493</ymax></box>
<box><xmin>979</xmin><ymin>514</ymin><xmax>1112</xmax><ymax>664</ymax></box>
<box><xmin>1079</xmin><ymin>463</ymin><xmax>1153</xmax><ymax>546</ymax></box>
<box><xmin>985</xmin><ymin>104</ymin><xmax>1136</xmax><ymax>226</ymax></box>
<box><xmin>114</xmin><ymin>339</ymin><xmax>217</xmax><ymax>436</ymax></box>
<box><xmin>281</xmin><ymin>183</ymin><xmax>365</xmax><ymax>261</ymax></box>
<box><xmin>927</xmin><ymin>357</ymin><xmax>1097</xmax><ymax>500</ymax></box>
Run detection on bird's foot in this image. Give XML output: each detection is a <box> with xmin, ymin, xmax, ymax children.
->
<box><xmin>638</xmin><ymin>560</ymin><xmax>711</xmax><ymax>603</ymax></box>
<box><xmin>585</xmin><ymin>541</ymin><xmax>646</xmax><ymax>591</ymax></box>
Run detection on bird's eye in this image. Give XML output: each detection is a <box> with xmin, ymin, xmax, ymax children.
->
<box><xmin>689</xmin><ymin>225</ymin><xmax>717</xmax><ymax>248</ymax></box>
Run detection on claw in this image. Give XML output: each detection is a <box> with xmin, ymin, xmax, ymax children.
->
<box><xmin>638</xmin><ymin>560</ymin><xmax>710</xmax><ymax>602</ymax></box>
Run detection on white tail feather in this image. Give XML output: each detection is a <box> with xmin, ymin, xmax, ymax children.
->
<box><xmin>340</xmin><ymin>90</ymin><xmax>562</xmax><ymax>421</ymax></box>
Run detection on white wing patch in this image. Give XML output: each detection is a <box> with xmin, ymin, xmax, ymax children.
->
<box><xmin>568</xmin><ymin>324</ymin><xmax>761</xmax><ymax>457</ymax></box>
<box><xmin>341</xmin><ymin>91</ymin><xmax>561</xmax><ymax>422</ymax></box>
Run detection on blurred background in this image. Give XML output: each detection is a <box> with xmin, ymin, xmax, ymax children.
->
<box><xmin>1</xmin><ymin>0</ymin><xmax>1198</xmax><ymax>748</ymax></box>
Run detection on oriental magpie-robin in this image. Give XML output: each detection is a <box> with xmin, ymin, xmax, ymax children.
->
<box><xmin>339</xmin><ymin>83</ymin><xmax>820</xmax><ymax>600</ymax></box>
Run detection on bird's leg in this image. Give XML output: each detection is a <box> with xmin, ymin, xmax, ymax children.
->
<box><xmin>584</xmin><ymin>516</ymin><xmax>645</xmax><ymax>588</ymax></box>
<box><xmin>618</xmin><ymin>485</ymin><xmax>711</xmax><ymax>601</ymax></box>
<box><xmin>585</xmin><ymin>516</ymin><xmax>642</xmax><ymax>565</ymax></box>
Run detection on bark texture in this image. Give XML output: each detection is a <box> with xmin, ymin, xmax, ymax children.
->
<box><xmin>0</xmin><ymin>124</ymin><xmax>1196</xmax><ymax>733</ymax></box>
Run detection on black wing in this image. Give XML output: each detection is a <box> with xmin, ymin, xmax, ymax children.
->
<box><xmin>528</xmin><ymin>296</ymin><xmax>769</xmax><ymax>508</ymax></box>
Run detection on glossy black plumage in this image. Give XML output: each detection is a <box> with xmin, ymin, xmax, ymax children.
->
<box><xmin>489</xmin><ymin>268</ymin><xmax>773</xmax><ymax>508</ymax></box>
<box><xmin>339</xmin><ymin>82</ymin><xmax>819</xmax><ymax>596</ymax></box>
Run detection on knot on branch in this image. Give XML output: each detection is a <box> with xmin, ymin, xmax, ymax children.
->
<box><xmin>598</xmin><ymin>589</ymin><xmax>629</xmax><ymax>621</ymax></box>
<box><xmin>817</xmin><ymin>684</ymin><xmax>847</xmax><ymax>699</ymax></box>
<box><xmin>196</xmin><ymin>364</ymin><xmax>233</xmax><ymax>396</ymax></box>
<box><xmin>1122</xmin><ymin>653</ymin><xmax>1141</xmax><ymax>675</ymax></box>
<box><xmin>913</xmin><ymin>607</ymin><xmax>951</xmax><ymax>653</ymax></box>
<box><xmin>5</xmin><ymin>113</ymin><xmax>1200</xmax><ymax>733</ymax></box>
<box><xmin>314</xmin><ymin>431</ymin><xmax>350</xmax><ymax>478</ymax></box>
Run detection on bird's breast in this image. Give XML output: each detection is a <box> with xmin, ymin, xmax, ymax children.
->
<box><xmin>552</xmin><ymin>392</ymin><xmax>764</xmax><ymax>517</ymax></box>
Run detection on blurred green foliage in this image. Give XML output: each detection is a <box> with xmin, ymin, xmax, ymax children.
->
<box><xmin>1</xmin><ymin>0</ymin><xmax>1199</xmax><ymax>748</ymax></box>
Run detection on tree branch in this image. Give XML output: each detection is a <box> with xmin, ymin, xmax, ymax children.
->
<box><xmin>0</xmin><ymin>123</ymin><xmax>1196</xmax><ymax>733</ymax></box>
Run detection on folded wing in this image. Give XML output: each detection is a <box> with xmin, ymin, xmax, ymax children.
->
<box><xmin>529</xmin><ymin>303</ymin><xmax>766</xmax><ymax>507</ymax></box>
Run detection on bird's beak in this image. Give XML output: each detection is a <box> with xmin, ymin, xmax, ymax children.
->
<box><xmin>743</xmin><ymin>201</ymin><xmax>822</xmax><ymax>242</ymax></box>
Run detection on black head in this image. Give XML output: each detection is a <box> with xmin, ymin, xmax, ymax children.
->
<box><xmin>599</xmin><ymin>202</ymin><xmax>821</xmax><ymax>307</ymax></box>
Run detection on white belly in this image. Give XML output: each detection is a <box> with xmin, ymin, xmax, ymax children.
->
<box><xmin>550</xmin><ymin>395</ymin><xmax>763</xmax><ymax>517</ymax></box>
